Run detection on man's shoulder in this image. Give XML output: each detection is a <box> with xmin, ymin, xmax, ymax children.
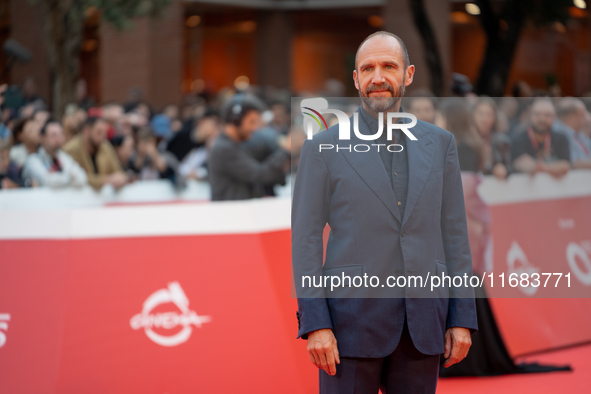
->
<box><xmin>415</xmin><ymin>119</ymin><xmax>450</xmax><ymax>136</ymax></box>
<box><xmin>209</xmin><ymin>134</ymin><xmax>244</xmax><ymax>168</ymax></box>
<box><xmin>308</xmin><ymin>123</ymin><xmax>339</xmax><ymax>145</ymax></box>
<box><xmin>99</xmin><ymin>139</ymin><xmax>117</xmax><ymax>154</ymax></box>
<box><xmin>57</xmin><ymin>149</ymin><xmax>77</xmax><ymax>164</ymax></box>
<box><xmin>414</xmin><ymin>120</ymin><xmax>453</xmax><ymax>147</ymax></box>
<box><xmin>63</xmin><ymin>135</ymin><xmax>82</xmax><ymax>154</ymax></box>
<box><xmin>210</xmin><ymin>133</ymin><xmax>236</xmax><ymax>154</ymax></box>
<box><xmin>23</xmin><ymin>151</ymin><xmax>42</xmax><ymax>166</ymax></box>
<box><xmin>552</xmin><ymin>120</ymin><xmax>575</xmax><ymax>137</ymax></box>
<box><xmin>9</xmin><ymin>143</ymin><xmax>26</xmax><ymax>157</ymax></box>
<box><xmin>551</xmin><ymin>130</ymin><xmax>570</xmax><ymax>145</ymax></box>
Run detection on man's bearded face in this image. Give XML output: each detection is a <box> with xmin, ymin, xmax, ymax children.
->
<box><xmin>358</xmin><ymin>75</ymin><xmax>406</xmax><ymax>113</ymax></box>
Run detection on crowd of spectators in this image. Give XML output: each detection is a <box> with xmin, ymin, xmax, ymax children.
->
<box><xmin>1</xmin><ymin>76</ymin><xmax>591</xmax><ymax>201</ymax></box>
<box><xmin>0</xmin><ymin>78</ymin><xmax>298</xmax><ymax>199</ymax></box>
<box><xmin>404</xmin><ymin>92</ymin><xmax>591</xmax><ymax>179</ymax></box>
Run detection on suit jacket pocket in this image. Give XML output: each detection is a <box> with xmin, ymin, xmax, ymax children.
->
<box><xmin>322</xmin><ymin>265</ymin><xmax>363</xmax><ymax>288</ymax></box>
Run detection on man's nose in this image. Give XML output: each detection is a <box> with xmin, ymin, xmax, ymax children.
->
<box><xmin>371</xmin><ymin>69</ymin><xmax>386</xmax><ymax>84</ymax></box>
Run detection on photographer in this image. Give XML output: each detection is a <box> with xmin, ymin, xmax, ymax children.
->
<box><xmin>208</xmin><ymin>94</ymin><xmax>290</xmax><ymax>201</ymax></box>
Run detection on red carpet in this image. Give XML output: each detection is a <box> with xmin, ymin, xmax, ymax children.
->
<box><xmin>436</xmin><ymin>343</ymin><xmax>591</xmax><ymax>393</ymax></box>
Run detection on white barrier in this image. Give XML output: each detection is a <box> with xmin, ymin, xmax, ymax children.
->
<box><xmin>478</xmin><ymin>170</ymin><xmax>591</xmax><ymax>205</ymax></box>
<box><xmin>0</xmin><ymin>171</ymin><xmax>589</xmax><ymax>236</ymax></box>
<box><xmin>0</xmin><ymin>176</ymin><xmax>293</xmax><ymax>210</ymax></box>
<box><xmin>0</xmin><ymin>179</ymin><xmax>208</xmax><ymax>210</ymax></box>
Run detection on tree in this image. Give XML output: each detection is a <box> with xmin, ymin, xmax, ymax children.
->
<box><xmin>30</xmin><ymin>0</ymin><xmax>171</xmax><ymax>118</ymax></box>
<box><xmin>474</xmin><ymin>0</ymin><xmax>571</xmax><ymax>96</ymax></box>
<box><xmin>408</xmin><ymin>0</ymin><xmax>444</xmax><ymax>96</ymax></box>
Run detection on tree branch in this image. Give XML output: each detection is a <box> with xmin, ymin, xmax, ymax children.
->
<box><xmin>408</xmin><ymin>0</ymin><xmax>444</xmax><ymax>96</ymax></box>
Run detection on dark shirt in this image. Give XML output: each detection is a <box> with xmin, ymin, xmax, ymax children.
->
<box><xmin>130</xmin><ymin>151</ymin><xmax>178</xmax><ymax>182</ymax></box>
<box><xmin>166</xmin><ymin>122</ymin><xmax>202</xmax><ymax>162</ymax></box>
<box><xmin>489</xmin><ymin>132</ymin><xmax>513</xmax><ymax>175</ymax></box>
<box><xmin>358</xmin><ymin>105</ymin><xmax>409</xmax><ymax>218</ymax></box>
<box><xmin>90</xmin><ymin>153</ymin><xmax>99</xmax><ymax>174</ymax></box>
<box><xmin>50</xmin><ymin>157</ymin><xmax>62</xmax><ymax>172</ymax></box>
<box><xmin>0</xmin><ymin>161</ymin><xmax>24</xmax><ymax>188</ymax></box>
<box><xmin>457</xmin><ymin>142</ymin><xmax>480</xmax><ymax>172</ymax></box>
<box><xmin>208</xmin><ymin>132</ymin><xmax>289</xmax><ymax>201</ymax></box>
<box><xmin>510</xmin><ymin>129</ymin><xmax>570</xmax><ymax>168</ymax></box>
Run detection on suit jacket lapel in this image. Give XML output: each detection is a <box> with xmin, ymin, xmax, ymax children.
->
<box><xmin>336</xmin><ymin>113</ymin><xmax>402</xmax><ymax>224</ymax></box>
<box><xmin>402</xmin><ymin>122</ymin><xmax>435</xmax><ymax>228</ymax></box>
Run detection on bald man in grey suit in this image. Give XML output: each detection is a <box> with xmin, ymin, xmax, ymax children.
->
<box><xmin>292</xmin><ymin>31</ymin><xmax>477</xmax><ymax>393</ymax></box>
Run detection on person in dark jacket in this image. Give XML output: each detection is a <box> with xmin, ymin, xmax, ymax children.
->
<box><xmin>511</xmin><ymin>98</ymin><xmax>570</xmax><ymax>178</ymax></box>
<box><xmin>242</xmin><ymin>127</ymin><xmax>288</xmax><ymax>196</ymax></box>
<box><xmin>208</xmin><ymin>94</ymin><xmax>290</xmax><ymax>201</ymax></box>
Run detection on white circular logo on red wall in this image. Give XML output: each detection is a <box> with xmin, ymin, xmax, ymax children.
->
<box><xmin>0</xmin><ymin>313</ymin><xmax>10</xmax><ymax>348</ymax></box>
<box><xmin>130</xmin><ymin>282</ymin><xmax>211</xmax><ymax>347</ymax></box>
<box><xmin>506</xmin><ymin>241</ymin><xmax>539</xmax><ymax>296</ymax></box>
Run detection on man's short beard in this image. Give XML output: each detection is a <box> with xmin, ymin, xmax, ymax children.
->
<box><xmin>532</xmin><ymin>125</ymin><xmax>550</xmax><ymax>135</ymax></box>
<box><xmin>237</xmin><ymin>127</ymin><xmax>251</xmax><ymax>142</ymax></box>
<box><xmin>358</xmin><ymin>75</ymin><xmax>406</xmax><ymax>113</ymax></box>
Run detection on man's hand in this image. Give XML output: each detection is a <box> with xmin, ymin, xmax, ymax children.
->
<box><xmin>443</xmin><ymin>327</ymin><xmax>471</xmax><ymax>368</ymax></box>
<box><xmin>307</xmin><ymin>328</ymin><xmax>340</xmax><ymax>376</ymax></box>
<box><xmin>491</xmin><ymin>162</ymin><xmax>508</xmax><ymax>179</ymax></box>
<box><xmin>539</xmin><ymin>160</ymin><xmax>570</xmax><ymax>178</ymax></box>
<box><xmin>279</xmin><ymin>134</ymin><xmax>291</xmax><ymax>152</ymax></box>
<box><xmin>105</xmin><ymin>172</ymin><xmax>128</xmax><ymax>189</ymax></box>
<box><xmin>514</xmin><ymin>154</ymin><xmax>537</xmax><ymax>175</ymax></box>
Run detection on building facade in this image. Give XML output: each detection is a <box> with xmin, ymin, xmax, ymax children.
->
<box><xmin>2</xmin><ymin>0</ymin><xmax>591</xmax><ymax>110</ymax></box>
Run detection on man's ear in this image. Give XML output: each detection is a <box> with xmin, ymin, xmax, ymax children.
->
<box><xmin>405</xmin><ymin>65</ymin><xmax>415</xmax><ymax>87</ymax></box>
<box><xmin>353</xmin><ymin>70</ymin><xmax>359</xmax><ymax>91</ymax></box>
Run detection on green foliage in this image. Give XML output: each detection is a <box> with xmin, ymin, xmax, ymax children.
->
<box><xmin>28</xmin><ymin>0</ymin><xmax>172</xmax><ymax>30</ymax></box>
<box><xmin>91</xmin><ymin>0</ymin><xmax>173</xmax><ymax>29</ymax></box>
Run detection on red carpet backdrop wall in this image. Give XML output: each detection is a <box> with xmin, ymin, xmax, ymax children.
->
<box><xmin>1</xmin><ymin>172</ymin><xmax>591</xmax><ymax>392</ymax></box>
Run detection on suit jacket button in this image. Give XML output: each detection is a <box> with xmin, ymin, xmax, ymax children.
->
<box><xmin>395</xmin><ymin>269</ymin><xmax>402</xmax><ymax>276</ymax></box>
<box><xmin>401</xmin><ymin>231</ymin><xmax>406</xmax><ymax>237</ymax></box>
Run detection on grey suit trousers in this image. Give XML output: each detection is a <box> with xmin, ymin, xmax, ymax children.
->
<box><xmin>319</xmin><ymin>312</ymin><xmax>439</xmax><ymax>394</ymax></box>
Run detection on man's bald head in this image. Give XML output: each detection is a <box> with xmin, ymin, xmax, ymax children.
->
<box><xmin>355</xmin><ymin>31</ymin><xmax>409</xmax><ymax>72</ymax></box>
<box><xmin>557</xmin><ymin>97</ymin><xmax>587</xmax><ymax>131</ymax></box>
<box><xmin>531</xmin><ymin>98</ymin><xmax>555</xmax><ymax>113</ymax></box>
<box><xmin>557</xmin><ymin>97</ymin><xmax>585</xmax><ymax>118</ymax></box>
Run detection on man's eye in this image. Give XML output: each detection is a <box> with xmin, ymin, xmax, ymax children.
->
<box><xmin>365</xmin><ymin>67</ymin><xmax>373</xmax><ymax>72</ymax></box>
<box><xmin>385</xmin><ymin>65</ymin><xmax>394</xmax><ymax>69</ymax></box>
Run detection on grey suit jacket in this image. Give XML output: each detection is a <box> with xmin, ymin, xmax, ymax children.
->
<box><xmin>291</xmin><ymin>107</ymin><xmax>477</xmax><ymax>357</ymax></box>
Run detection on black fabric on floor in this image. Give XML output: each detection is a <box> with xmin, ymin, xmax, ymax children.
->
<box><xmin>439</xmin><ymin>285</ymin><xmax>572</xmax><ymax>377</ymax></box>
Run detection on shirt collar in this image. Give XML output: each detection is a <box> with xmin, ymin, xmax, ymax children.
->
<box><xmin>38</xmin><ymin>146</ymin><xmax>51</xmax><ymax>161</ymax></box>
